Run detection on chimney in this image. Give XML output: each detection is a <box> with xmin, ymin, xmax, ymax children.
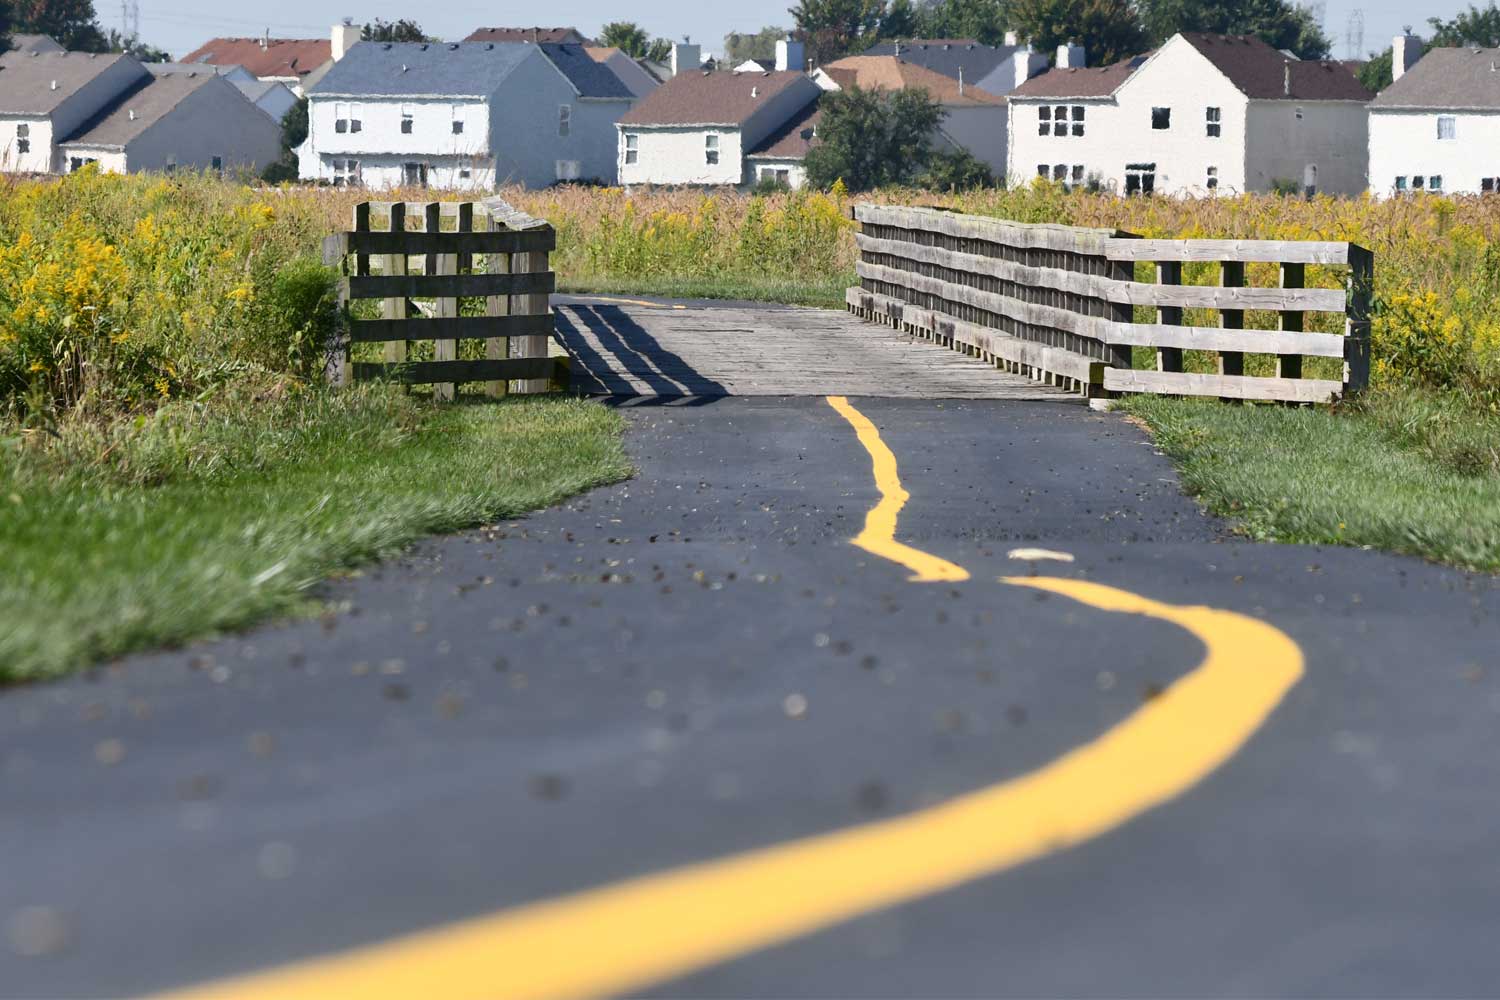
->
<box><xmin>1392</xmin><ymin>33</ymin><xmax>1424</xmax><ymax>81</ymax></box>
<box><xmin>775</xmin><ymin>37</ymin><xmax>805</xmax><ymax>73</ymax></box>
<box><xmin>1056</xmin><ymin>43</ymin><xmax>1085</xmax><ymax>68</ymax></box>
<box><xmin>670</xmin><ymin>42</ymin><xmax>701</xmax><ymax>77</ymax></box>
<box><xmin>958</xmin><ymin>66</ymin><xmax>964</xmax><ymax>95</ymax></box>
<box><xmin>332</xmin><ymin>19</ymin><xmax>361</xmax><ymax>62</ymax></box>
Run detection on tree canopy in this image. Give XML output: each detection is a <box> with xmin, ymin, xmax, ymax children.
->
<box><xmin>1138</xmin><ymin>0</ymin><xmax>1330</xmax><ymax>60</ymax></box>
<box><xmin>803</xmin><ymin>83</ymin><xmax>945</xmax><ymax>190</ymax></box>
<box><xmin>788</xmin><ymin>0</ymin><xmax>886</xmax><ymax>62</ymax></box>
<box><xmin>1357</xmin><ymin>46</ymin><xmax>1392</xmax><ymax>92</ymax></box>
<box><xmin>1011</xmin><ymin>0</ymin><xmax>1147</xmax><ymax>65</ymax></box>
<box><xmin>1427</xmin><ymin>3</ymin><xmax>1500</xmax><ymax>46</ymax></box>
<box><xmin>908</xmin><ymin>0</ymin><xmax>1011</xmax><ymax>45</ymax></box>
<box><xmin>362</xmin><ymin>19</ymin><xmax>430</xmax><ymax>43</ymax></box>
<box><xmin>10</xmin><ymin>0</ymin><xmax>105</xmax><ymax>51</ymax></box>
<box><xmin>599</xmin><ymin>20</ymin><xmax>673</xmax><ymax>62</ymax></box>
<box><xmin>0</xmin><ymin>0</ymin><xmax>12</xmax><ymax>55</ymax></box>
<box><xmin>105</xmin><ymin>28</ymin><xmax>169</xmax><ymax>61</ymax></box>
<box><xmin>724</xmin><ymin>26</ymin><xmax>789</xmax><ymax>63</ymax></box>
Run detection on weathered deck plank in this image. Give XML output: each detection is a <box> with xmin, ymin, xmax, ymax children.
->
<box><xmin>553</xmin><ymin>300</ymin><xmax>1076</xmax><ymax>401</ymax></box>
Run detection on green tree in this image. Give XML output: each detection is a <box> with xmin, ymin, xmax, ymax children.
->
<box><xmin>1357</xmin><ymin>46</ymin><xmax>1392</xmax><ymax>92</ymax></box>
<box><xmin>11</xmin><ymin>0</ymin><xmax>106</xmax><ymax>51</ymax></box>
<box><xmin>362</xmin><ymin>19</ymin><xmax>430</xmax><ymax>43</ymax></box>
<box><xmin>0</xmin><ymin>0</ymin><xmax>12</xmax><ymax>55</ymax></box>
<box><xmin>914</xmin><ymin>0</ymin><xmax>1012</xmax><ymax>44</ymax></box>
<box><xmin>105</xmin><ymin>28</ymin><xmax>169</xmax><ymax>61</ymax></box>
<box><xmin>1428</xmin><ymin>3</ymin><xmax>1500</xmax><ymax>46</ymax></box>
<box><xmin>789</xmin><ymin>0</ymin><xmax>886</xmax><ymax>62</ymax></box>
<box><xmin>261</xmin><ymin>97</ymin><xmax>307</xmax><ymax>184</ymax></box>
<box><xmin>725</xmin><ymin>25</ymin><xmax>788</xmax><ymax>63</ymax></box>
<box><xmin>804</xmin><ymin>83</ymin><xmax>944</xmax><ymax>190</ymax></box>
<box><xmin>1138</xmin><ymin>0</ymin><xmax>1330</xmax><ymax>60</ymax></box>
<box><xmin>1012</xmin><ymin>0</ymin><xmax>1147</xmax><ymax>65</ymax></box>
<box><xmin>600</xmin><ymin>20</ymin><xmax>652</xmax><ymax>56</ymax></box>
<box><xmin>879</xmin><ymin>0</ymin><xmax>920</xmax><ymax>38</ymax></box>
<box><xmin>918</xmin><ymin>147</ymin><xmax>996</xmax><ymax>189</ymax></box>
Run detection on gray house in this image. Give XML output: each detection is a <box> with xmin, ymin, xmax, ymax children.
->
<box><xmin>57</xmin><ymin>71</ymin><xmax>282</xmax><ymax>176</ymax></box>
<box><xmin>0</xmin><ymin>51</ymin><xmax>149</xmax><ymax>173</ymax></box>
<box><xmin>300</xmin><ymin>41</ymin><xmax>636</xmax><ymax>189</ymax></box>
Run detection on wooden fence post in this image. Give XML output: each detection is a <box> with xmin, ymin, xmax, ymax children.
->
<box><xmin>1156</xmin><ymin>261</ymin><xmax>1183</xmax><ymax>372</ymax></box>
<box><xmin>1344</xmin><ymin>245</ymin><xmax>1373</xmax><ymax>395</ymax></box>
<box><xmin>485</xmin><ymin>207</ymin><xmax>511</xmax><ymax>398</ymax></box>
<box><xmin>428</xmin><ymin>202</ymin><xmax>457</xmax><ymax>402</ymax></box>
<box><xmin>382</xmin><ymin>202</ymin><xmax>407</xmax><ymax>369</ymax></box>
<box><xmin>518</xmin><ymin>248</ymin><xmax>550</xmax><ymax>395</ymax></box>
<box><xmin>1277</xmin><ymin>262</ymin><xmax>1305</xmax><ymax>380</ymax></box>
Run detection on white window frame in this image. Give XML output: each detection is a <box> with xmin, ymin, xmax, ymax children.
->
<box><xmin>558</xmin><ymin>104</ymin><xmax>572</xmax><ymax>137</ymax></box>
<box><xmin>1070</xmin><ymin>105</ymin><xmax>1084</xmax><ymax>137</ymax></box>
<box><xmin>331</xmin><ymin>158</ymin><xmax>360</xmax><ymax>186</ymax></box>
<box><xmin>16</xmin><ymin>123</ymin><xmax>30</xmax><ymax>155</ymax></box>
<box><xmin>1206</xmin><ymin>106</ymin><xmax>1221</xmax><ymax>138</ymax></box>
<box><xmin>1437</xmin><ymin>115</ymin><xmax>1456</xmax><ymax>140</ymax></box>
<box><xmin>451</xmin><ymin>106</ymin><xmax>465</xmax><ymax>135</ymax></box>
<box><xmin>1206</xmin><ymin>165</ymin><xmax>1218</xmax><ymax>190</ymax></box>
<box><xmin>705</xmin><ymin>132</ymin><xmax>720</xmax><ymax>165</ymax></box>
<box><xmin>400</xmin><ymin>104</ymin><xmax>414</xmax><ymax>134</ymax></box>
<box><xmin>1038</xmin><ymin>105</ymin><xmax>1051</xmax><ymax>135</ymax></box>
<box><xmin>624</xmin><ymin>133</ymin><xmax>639</xmax><ymax>165</ymax></box>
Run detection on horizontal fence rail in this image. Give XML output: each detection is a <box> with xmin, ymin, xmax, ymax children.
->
<box><xmin>323</xmin><ymin>198</ymin><xmax>566</xmax><ymax>399</ymax></box>
<box><xmin>847</xmin><ymin>204</ymin><xmax>1373</xmax><ymax>405</ymax></box>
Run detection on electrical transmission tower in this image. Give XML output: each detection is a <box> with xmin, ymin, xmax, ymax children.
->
<box><xmin>119</xmin><ymin>0</ymin><xmax>140</xmax><ymax>41</ymax></box>
<box><xmin>1346</xmin><ymin>9</ymin><xmax>1366</xmax><ymax>61</ymax></box>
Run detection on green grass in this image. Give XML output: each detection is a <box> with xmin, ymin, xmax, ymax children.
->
<box><xmin>0</xmin><ymin>387</ymin><xmax>630</xmax><ymax>681</ymax></box>
<box><xmin>1123</xmin><ymin>390</ymin><xmax>1500</xmax><ymax>572</ymax></box>
<box><xmin>558</xmin><ymin>274</ymin><xmax>853</xmax><ymax>310</ymax></box>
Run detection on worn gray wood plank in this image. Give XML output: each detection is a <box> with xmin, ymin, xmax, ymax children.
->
<box><xmin>1103</xmin><ymin>238</ymin><xmax>1352</xmax><ymax>265</ymax></box>
<box><xmin>1102</xmin><ymin>368</ymin><xmax>1343</xmax><ymax>402</ymax></box>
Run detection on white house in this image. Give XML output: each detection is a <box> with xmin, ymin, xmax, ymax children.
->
<box><xmin>1369</xmin><ymin>37</ymin><xmax>1500</xmax><ymax>195</ymax></box>
<box><xmin>181</xmin><ymin>22</ymin><xmax>357</xmax><ymax>97</ymax></box>
<box><xmin>300</xmin><ymin>41</ymin><xmax>636</xmax><ymax>189</ymax></box>
<box><xmin>0</xmin><ymin>50</ymin><xmax>150</xmax><ymax>174</ymax></box>
<box><xmin>616</xmin><ymin>70</ymin><xmax>822</xmax><ymax>187</ymax></box>
<box><xmin>1007</xmin><ymin>33</ymin><xmax>1372</xmax><ymax>195</ymax></box>
<box><xmin>745</xmin><ymin>101</ymin><xmax>822</xmax><ymax>188</ymax></box>
<box><xmin>816</xmin><ymin>54</ymin><xmax>1010</xmax><ymax>173</ymax></box>
<box><xmin>56</xmin><ymin>71</ymin><xmax>281</xmax><ymax>175</ymax></box>
<box><xmin>859</xmin><ymin>36</ymin><xmax>1048</xmax><ymax>97</ymax></box>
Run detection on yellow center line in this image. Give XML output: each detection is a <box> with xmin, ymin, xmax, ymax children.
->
<box><xmin>158</xmin><ymin>397</ymin><xmax>1304</xmax><ymax>1000</ymax></box>
<box><xmin>826</xmin><ymin>395</ymin><xmax>969</xmax><ymax>582</ymax></box>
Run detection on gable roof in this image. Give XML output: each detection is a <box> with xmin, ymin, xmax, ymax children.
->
<box><xmin>1179</xmin><ymin>33</ymin><xmax>1371</xmax><ymax>100</ymax></box>
<box><xmin>822</xmin><ymin>55</ymin><xmax>1005</xmax><ymax>105</ymax></box>
<box><xmin>0</xmin><ymin>51</ymin><xmax>141</xmax><ymax>115</ymax></box>
<box><xmin>464</xmin><ymin>27</ymin><xmax>587</xmax><ymax>45</ymax></box>
<box><xmin>181</xmin><ymin>37</ymin><xmax>332</xmax><ymax>79</ymax></box>
<box><xmin>859</xmin><ymin>39</ymin><xmax>1025</xmax><ymax>84</ymax></box>
<box><xmin>618</xmin><ymin>70</ymin><xmax>814</xmax><ymax>126</ymax></box>
<box><xmin>1009</xmin><ymin>55</ymin><xmax>1148</xmax><ymax>98</ymax></box>
<box><xmin>746</xmin><ymin>100</ymin><xmax>822</xmax><ymax>160</ymax></box>
<box><xmin>11</xmin><ymin>34</ymin><xmax>65</xmax><ymax>55</ymax></box>
<box><xmin>60</xmin><ymin>72</ymin><xmax>216</xmax><ymax>149</ymax></box>
<box><xmin>538</xmin><ymin>43</ymin><xmax>635</xmax><ymax>99</ymax></box>
<box><xmin>309</xmin><ymin>41</ymin><xmax>536</xmax><ymax>98</ymax></box>
<box><xmin>1371</xmin><ymin>46</ymin><xmax>1500</xmax><ymax>110</ymax></box>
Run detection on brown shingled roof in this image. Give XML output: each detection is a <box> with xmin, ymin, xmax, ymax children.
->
<box><xmin>1371</xmin><ymin>45</ymin><xmax>1500</xmax><ymax>110</ymax></box>
<box><xmin>822</xmin><ymin>55</ymin><xmax>1004</xmax><ymax>105</ymax></box>
<box><xmin>1008</xmin><ymin>56</ymin><xmax>1146</xmax><ymax>99</ymax></box>
<box><xmin>181</xmin><ymin>37</ymin><xmax>331</xmax><ymax>79</ymax></box>
<box><xmin>464</xmin><ymin>27</ymin><xmax>587</xmax><ymax>44</ymax></box>
<box><xmin>1180</xmin><ymin>33</ymin><xmax>1372</xmax><ymax>100</ymax></box>
<box><xmin>747</xmin><ymin>101</ymin><xmax>822</xmax><ymax>159</ymax></box>
<box><xmin>618</xmin><ymin>70</ymin><xmax>814</xmax><ymax>126</ymax></box>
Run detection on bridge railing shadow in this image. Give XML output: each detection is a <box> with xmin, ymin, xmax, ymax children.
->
<box><xmin>554</xmin><ymin>305</ymin><xmax>729</xmax><ymax>403</ymax></box>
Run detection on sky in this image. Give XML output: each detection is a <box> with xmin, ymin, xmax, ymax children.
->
<box><xmin>120</xmin><ymin>0</ymin><xmax>1477</xmax><ymax>64</ymax></box>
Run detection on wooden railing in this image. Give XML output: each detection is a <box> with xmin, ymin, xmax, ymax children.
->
<box><xmin>847</xmin><ymin>204</ymin><xmax>1373</xmax><ymax>404</ymax></box>
<box><xmin>323</xmin><ymin>198</ymin><xmax>565</xmax><ymax>399</ymax></box>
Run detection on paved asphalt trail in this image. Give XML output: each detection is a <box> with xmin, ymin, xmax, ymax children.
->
<box><xmin>4</xmin><ymin>395</ymin><xmax>1500</xmax><ymax>997</ymax></box>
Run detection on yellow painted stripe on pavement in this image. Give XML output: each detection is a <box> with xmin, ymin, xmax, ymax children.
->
<box><xmin>158</xmin><ymin>397</ymin><xmax>1304</xmax><ymax>1000</ymax></box>
<box><xmin>826</xmin><ymin>395</ymin><xmax>970</xmax><ymax>582</ymax></box>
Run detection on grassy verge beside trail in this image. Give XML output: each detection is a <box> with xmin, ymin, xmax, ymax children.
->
<box><xmin>1123</xmin><ymin>391</ymin><xmax>1500</xmax><ymax>573</ymax></box>
<box><xmin>0</xmin><ymin>388</ymin><xmax>630</xmax><ymax>682</ymax></box>
<box><xmin>559</xmin><ymin>274</ymin><xmax>853</xmax><ymax>310</ymax></box>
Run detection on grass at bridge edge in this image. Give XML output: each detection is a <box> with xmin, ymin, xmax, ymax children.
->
<box><xmin>1121</xmin><ymin>392</ymin><xmax>1500</xmax><ymax>573</ymax></box>
<box><xmin>0</xmin><ymin>391</ymin><xmax>631</xmax><ymax>682</ymax></box>
<box><xmin>558</xmin><ymin>275</ymin><xmax>852</xmax><ymax>310</ymax></box>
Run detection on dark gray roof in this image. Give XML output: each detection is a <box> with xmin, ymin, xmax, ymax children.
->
<box><xmin>1371</xmin><ymin>46</ymin><xmax>1500</xmax><ymax>109</ymax></box>
<box><xmin>0</xmin><ymin>51</ymin><xmax>140</xmax><ymax>115</ymax></box>
<box><xmin>860</xmin><ymin>39</ymin><xmax>1023</xmax><ymax>84</ymax></box>
<box><xmin>60</xmin><ymin>73</ymin><xmax>215</xmax><ymax>148</ymax></box>
<box><xmin>309</xmin><ymin>41</ymin><xmax>535</xmax><ymax>97</ymax></box>
<box><xmin>539</xmin><ymin>43</ymin><xmax>634</xmax><ymax>99</ymax></box>
<box><xmin>11</xmin><ymin>34</ymin><xmax>65</xmax><ymax>55</ymax></box>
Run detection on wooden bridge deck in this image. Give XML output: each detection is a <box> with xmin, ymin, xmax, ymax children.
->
<box><xmin>552</xmin><ymin>297</ymin><xmax>1075</xmax><ymax>400</ymax></box>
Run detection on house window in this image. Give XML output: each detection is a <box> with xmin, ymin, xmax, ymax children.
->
<box><xmin>1412</xmin><ymin>175</ymin><xmax>1424</xmax><ymax>190</ymax></box>
<box><xmin>1395</xmin><ymin>175</ymin><xmax>1408</xmax><ymax>191</ymax></box>
<box><xmin>558</xmin><ymin>104</ymin><xmax>572</xmax><ymax>137</ymax></box>
<box><xmin>459</xmin><ymin>166</ymin><xmax>471</xmax><ymax>181</ymax></box>
<box><xmin>400</xmin><ymin>105</ymin><xmax>413</xmax><ymax>134</ymax></box>
<box><xmin>1206</xmin><ymin>166</ymin><xmax>1218</xmax><ymax>189</ymax></box>
<box><xmin>555</xmin><ymin>159</ymin><xmax>581</xmax><ymax>181</ymax></box>
<box><xmin>69</xmin><ymin>156</ymin><xmax>96</xmax><ymax>172</ymax></box>
<box><xmin>705</xmin><ymin>133</ymin><xmax>720</xmax><ymax>165</ymax></box>
<box><xmin>1151</xmin><ymin>107</ymin><xmax>1170</xmax><ymax>130</ymax></box>
<box><xmin>452</xmin><ymin>119</ymin><xmax>464</xmax><ymax>135</ymax></box>
<box><xmin>331</xmin><ymin>158</ymin><xmax>360</xmax><ymax>186</ymax></box>
<box><xmin>1038</xmin><ymin>105</ymin><xmax>1051</xmax><ymax>135</ymax></box>
<box><xmin>1071</xmin><ymin>164</ymin><xmax>1084</xmax><ymax>184</ymax></box>
<box><xmin>335</xmin><ymin>103</ymin><xmax>360</xmax><ymax>133</ymax></box>
<box><xmin>1071</xmin><ymin>105</ymin><xmax>1084</xmax><ymax>136</ymax></box>
<box><xmin>1294</xmin><ymin>107</ymin><xmax>1304</xmax><ymax>120</ymax></box>
<box><xmin>1037</xmin><ymin>163</ymin><xmax>1049</xmax><ymax>178</ymax></box>
<box><xmin>1052</xmin><ymin>163</ymin><xmax>1067</xmax><ymax>181</ymax></box>
<box><xmin>402</xmin><ymin>162</ymin><xmax>428</xmax><ymax>187</ymax></box>
<box><xmin>165</xmin><ymin>155</ymin><xmax>176</xmax><ymax>175</ymax></box>
<box><xmin>1436</xmin><ymin>116</ymin><xmax>1456</xmax><ymax>140</ymax></box>
<box><xmin>1429</xmin><ymin>175</ymin><xmax>1443</xmax><ymax>191</ymax></box>
<box><xmin>16</xmin><ymin>123</ymin><xmax>30</xmax><ymax>155</ymax></box>
<box><xmin>1052</xmin><ymin>105</ymin><xmax>1067</xmax><ymax>136</ymax></box>
<box><xmin>1483</xmin><ymin>177</ymin><xmax>1497</xmax><ymax>193</ymax></box>
<box><xmin>1206</xmin><ymin>106</ymin><xmax>1221</xmax><ymax>137</ymax></box>
<box><xmin>1125</xmin><ymin>162</ymin><xmax>1156</xmax><ymax>195</ymax></box>
<box><xmin>210</xmin><ymin>155</ymin><xmax>223</xmax><ymax>173</ymax></box>
<box><xmin>624</xmin><ymin>133</ymin><xmax>639</xmax><ymax>165</ymax></box>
